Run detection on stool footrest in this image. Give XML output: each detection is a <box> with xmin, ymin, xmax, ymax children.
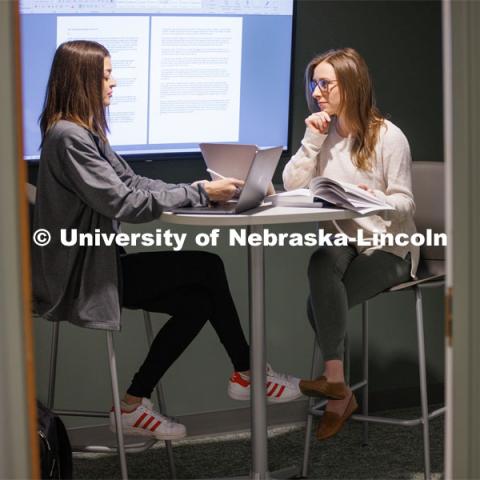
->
<box><xmin>53</xmin><ymin>408</ymin><xmax>109</xmax><ymax>418</ymax></box>
<box><xmin>74</xmin><ymin>440</ymin><xmax>157</xmax><ymax>454</ymax></box>
<box><xmin>352</xmin><ymin>407</ymin><xmax>446</xmax><ymax>427</ymax></box>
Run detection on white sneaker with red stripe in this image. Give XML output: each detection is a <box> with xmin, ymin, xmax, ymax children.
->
<box><xmin>228</xmin><ymin>364</ymin><xmax>302</xmax><ymax>403</ymax></box>
<box><xmin>109</xmin><ymin>398</ymin><xmax>186</xmax><ymax>440</ymax></box>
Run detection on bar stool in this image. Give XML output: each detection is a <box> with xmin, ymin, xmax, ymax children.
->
<box><xmin>39</xmin><ymin>311</ymin><xmax>177</xmax><ymax>480</ymax></box>
<box><xmin>26</xmin><ymin>183</ymin><xmax>177</xmax><ymax>480</ymax></box>
<box><xmin>300</xmin><ymin>162</ymin><xmax>446</xmax><ymax>480</ymax></box>
<box><xmin>28</xmin><ymin>182</ymin><xmax>176</xmax><ymax>479</ymax></box>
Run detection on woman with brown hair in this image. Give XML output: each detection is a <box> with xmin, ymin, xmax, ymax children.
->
<box><xmin>33</xmin><ymin>40</ymin><xmax>301</xmax><ymax>441</ymax></box>
<box><xmin>283</xmin><ymin>48</ymin><xmax>418</xmax><ymax>440</ymax></box>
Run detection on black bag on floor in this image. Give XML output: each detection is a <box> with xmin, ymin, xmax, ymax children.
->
<box><xmin>37</xmin><ymin>401</ymin><xmax>73</xmax><ymax>479</ymax></box>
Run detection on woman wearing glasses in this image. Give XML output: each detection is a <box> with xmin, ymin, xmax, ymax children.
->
<box><xmin>283</xmin><ymin>48</ymin><xmax>418</xmax><ymax>440</ymax></box>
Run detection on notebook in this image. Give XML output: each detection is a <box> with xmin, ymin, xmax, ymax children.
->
<box><xmin>171</xmin><ymin>145</ymin><xmax>283</xmax><ymax>215</ymax></box>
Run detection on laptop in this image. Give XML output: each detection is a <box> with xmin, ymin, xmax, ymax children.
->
<box><xmin>200</xmin><ymin>143</ymin><xmax>258</xmax><ymax>180</ymax></box>
<box><xmin>171</xmin><ymin>145</ymin><xmax>283</xmax><ymax>215</ymax></box>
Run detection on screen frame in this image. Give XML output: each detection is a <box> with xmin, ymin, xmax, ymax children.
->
<box><xmin>22</xmin><ymin>2</ymin><xmax>297</xmax><ymax>164</ymax></box>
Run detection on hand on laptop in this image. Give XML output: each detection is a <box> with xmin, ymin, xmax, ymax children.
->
<box><xmin>203</xmin><ymin>178</ymin><xmax>245</xmax><ymax>202</ymax></box>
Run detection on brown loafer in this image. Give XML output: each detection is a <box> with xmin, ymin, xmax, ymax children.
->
<box><xmin>299</xmin><ymin>376</ymin><xmax>348</xmax><ymax>399</ymax></box>
<box><xmin>316</xmin><ymin>393</ymin><xmax>358</xmax><ymax>441</ymax></box>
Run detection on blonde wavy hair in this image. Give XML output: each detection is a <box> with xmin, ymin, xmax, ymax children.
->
<box><xmin>305</xmin><ymin>48</ymin><xmax>384</xmax><ymax>171</ymax></box>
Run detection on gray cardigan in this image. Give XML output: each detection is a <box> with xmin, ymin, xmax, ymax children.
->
<box><xmin>32</xmin><ymin>120</ymin><xmax>208</xmax><ymax>331</ymax></box>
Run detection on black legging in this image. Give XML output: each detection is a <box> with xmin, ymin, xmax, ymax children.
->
<box><xmin>121</xmin><ymin>250</ymin><xmax>250</xmax><ymax>398</ymax></box>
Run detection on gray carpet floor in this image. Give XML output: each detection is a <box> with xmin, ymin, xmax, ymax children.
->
<box><xmin>72</xmin><ymin>407</ymin><xmax>444</xmax><ymax>479</ymax></box>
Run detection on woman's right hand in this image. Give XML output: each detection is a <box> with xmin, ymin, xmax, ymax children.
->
<box><xmin>202</xmin><ymin>178</ymin><xmax>245</xmax><ymax>202</ymax></box>
<box><xmin>305</xmin><ymin>111</ymin><xmax>331</xmax><ymax>135</ymax></box>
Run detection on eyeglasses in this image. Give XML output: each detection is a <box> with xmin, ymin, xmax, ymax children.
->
<box><xmin>309</xmin><ymin>78</ymin><xmax>337</xmax><ymax>94</ymax></box>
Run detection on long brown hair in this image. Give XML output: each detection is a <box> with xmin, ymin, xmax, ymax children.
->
<box><xmin>305</xmin><ymin>48</ymin><xmax>384</xmax><ymax>171</ymax></box>
<box><xmin>39</xmin><ymin>40</ymin><xmax>110</xmax><ymax>143</ymax></box>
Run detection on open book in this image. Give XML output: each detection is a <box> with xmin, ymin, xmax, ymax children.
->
<box><xmin>270</xmin><ymin>177</ymin><xmax>394</xmax><ymax>214</ymax></box>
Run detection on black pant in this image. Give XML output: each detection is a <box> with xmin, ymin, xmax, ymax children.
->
<box><xmin>121</xmin><ymin>251</ymin><xmax>250</xmax><ymax>398</ymax></box>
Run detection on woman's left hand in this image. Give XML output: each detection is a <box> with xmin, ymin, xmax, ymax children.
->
<box><xmin>358</xmin><ymin>184</ymin><xmax>375</xmax><ymax>195</ymax></box>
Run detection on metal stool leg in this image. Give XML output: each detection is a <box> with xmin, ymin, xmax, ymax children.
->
<box><xmin>47</xmin><ymin>321</ymin><xmax>60</xmax><ymax>409</ymax></box>
<box><xmin>301</xmin><ymin>338</ymin><xmax>322</xmax><ymax>478</ymax></box>
<box><xmin>344</xmin><ymin>331</ymin><xmax>351</xmax><ymax>386</ymax></box>
<box><xmin>414</xmin><ymin>288</ymin><xmax>431</xmax><ymax>480</ymax></box>
<box><xmin>362</xmin><ymin>302</ymin><xmax>369</xmax><ymax>446</ymax></box>
<box><xmin>106</xmin><ymin>331</ymin><xmax>128</xmax><ymax>480</ymax></box>
<box><xmin>143</xmin><ymin>311</ymin><xmax>177</xmax><ymax>479</ymax></box>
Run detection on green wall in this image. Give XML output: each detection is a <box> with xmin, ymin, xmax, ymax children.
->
<box><xmin>286</xmin><ymin>0</ymin><xmax>443</xmax><ymax>170</ymax></box>
<box><xmin>32</xmin><ymin>0</ymin><xmax>444</xmax><ymax>426</ymax></box>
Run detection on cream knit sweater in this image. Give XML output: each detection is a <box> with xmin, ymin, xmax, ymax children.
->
<box><xmin>283</xmin><ymin>118</ymin><xmax>419</xmax><ymax>277</ymax></box>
